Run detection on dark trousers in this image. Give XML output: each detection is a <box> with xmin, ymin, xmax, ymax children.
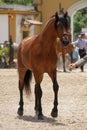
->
<box><xmin>79</xmin><ymin>49</ymin><xmax>86</xmax><ymax>71</ymax></box>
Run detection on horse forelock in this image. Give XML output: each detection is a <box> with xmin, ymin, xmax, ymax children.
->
<box><xmin>59</xmin><ymin>16</ymin><xmax>70</xmax><ymax>30</ymax></box>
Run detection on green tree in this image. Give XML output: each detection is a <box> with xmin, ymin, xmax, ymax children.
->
<box><xmin>0</xmin><ymin>0</ymin><xmax>33</xmax><ymax>5</ymax></box>
<box><xmin>74</xmin><ymin>11</ymin><xmax>87</xmax><ymax>37</ymax></box>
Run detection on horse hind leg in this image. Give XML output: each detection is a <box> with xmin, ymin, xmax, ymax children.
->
<box><xmin>17</xmin><ymin>69</ymin><xmax>32</xmax><ymax>116</ymax></box>
<box><xmin>17</xmin><ymin>80</ymin><xmax>24</xmax><ymax>116</ymax></box>
<box><xmin>62</xmin><ymin>54</ymin><xmax>66</xmax><ymax>72</ymax></box>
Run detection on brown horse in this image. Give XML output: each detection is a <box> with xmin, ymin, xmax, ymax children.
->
<box><xmin>17</xmin><ymin>12</ymin><xmax>71</xmax><ymax>120</ymax></box>
<box><xmin>56</xmin><ymin>38</ymin><xmax>74</xmax><ymax>72</ymax></box>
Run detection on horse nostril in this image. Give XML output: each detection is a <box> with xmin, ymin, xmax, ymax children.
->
<box><xmin>61</xmin><ymin>39</ymin><xmax>69</xmax><ymax>46</ymax></box>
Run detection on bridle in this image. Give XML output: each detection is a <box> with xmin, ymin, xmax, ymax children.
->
<box><xmin>55</xmin><ymin>20</ymin><xmax>71</xmax><ymax>47</ymax></box>
<box><xmin>61</xmin><ymin>32</ymin><xmax>71</xmax><ymax>46</ymax></box>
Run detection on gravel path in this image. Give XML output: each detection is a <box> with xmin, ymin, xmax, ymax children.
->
<box><xmin>0</xmin><ymin>69</ymin><xmax>87</xmax><ymax>130</ymax></box>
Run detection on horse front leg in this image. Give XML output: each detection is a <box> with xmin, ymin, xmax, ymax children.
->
<box><xmin>34</xmin><ymin>84</ymin><xmax>43</xmax><ymax>120</ymax></box>
<box><xmin>51</xmin><ymin>78</ymin><xmax>59</xmax><ymax>118</ymax></box>
<box><xmin>17</xmin><ymin>80</ymin><xmax>24</xmax><ymax>116</ymax></box>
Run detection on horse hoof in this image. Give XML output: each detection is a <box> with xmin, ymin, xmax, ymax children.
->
<box><xmin>64</xmin><ymin>70</ymin><xmax>66</xmax><ymax>72</ymax></box>
<box><xmin>38</xmin><ymin>114</ymin><xmax>44</xmax><ymax>120</ymax></box>
<box><xmin>51</xmin><ymin>109</ymin><xmax>58</xmax><ymax>118</ymax></box>
<box><xmin>17</xmin><ymin>108</ymin><xmax>23</xmax><ymax>116</ymax></box>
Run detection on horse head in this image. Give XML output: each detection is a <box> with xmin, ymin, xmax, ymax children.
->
<box><xmin>55</xmin><ymin>12</ymin><xmax>71</xmax><ymax>47</ymax></box>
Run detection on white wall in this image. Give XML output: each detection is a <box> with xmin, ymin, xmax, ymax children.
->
<box><xmin>0</xmin><ymin>14</ymin><xmax>35</xmax><ymax>44</ymax></box>
<box><xmin>0</xmin><ymin>15</ymin><xmax>8</xmax><ymax>43</ymax></box>
<box><xmin>16</xmin><ymin>15</ymin><xmax>22</xmax><ymax>44</ymax></box>
<box><xmin>16</xmin><ymin>15</ymin><xmax>35</xmax><ymax>44</ymax></box>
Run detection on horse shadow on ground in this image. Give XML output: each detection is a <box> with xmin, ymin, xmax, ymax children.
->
<box><xmin>17</xmin><ymin>115</ymin><xmax>66</xmax><ymax>126</ymax></box>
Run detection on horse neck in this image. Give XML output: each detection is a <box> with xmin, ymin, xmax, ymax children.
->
<box><xmin>41</xmin><ymin>18</ymin><xmax>57</xmax><ymax>40</ymax></box>
<box><xmin>39</xmin><ymin>18</ymin><xmax>58</xmax><ymax>50</ymax></box>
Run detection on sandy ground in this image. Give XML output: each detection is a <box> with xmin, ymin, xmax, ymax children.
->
<box><xmin>0</xmin><ymin>68</ymin><xmax>87</xmax><ymax>130</ymax></box>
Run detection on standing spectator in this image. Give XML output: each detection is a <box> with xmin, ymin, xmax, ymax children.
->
<box><xmin>72</xmin><ymin>33</ymin><xmax>87</xmax><ymax>72</ymax></box>
<box><xmin>9</xmin><ymin>35</ymin><xmax>14</xmax><ymax>68</ymax></box>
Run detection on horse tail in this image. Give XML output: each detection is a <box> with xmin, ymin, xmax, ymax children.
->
<box><xmin>24</xmin><ymin>70</ymin><xmax>32</xmax><ymax>95</ymax></box>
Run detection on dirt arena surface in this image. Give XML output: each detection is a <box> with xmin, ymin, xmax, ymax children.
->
<box><xmin>0</xmin><ymin>69</ymin><xmax>87</xmax><ymax>130</ymax></box>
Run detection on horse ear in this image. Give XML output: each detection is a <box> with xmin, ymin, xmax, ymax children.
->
<box><xmin>54</xmin><ymin>12</ymin><xmax>59</xmax><ymax>29</ymax></box>
<box><xmin>55</xmin><ymin>12</ymin><xmax>59</xmax><ymax>21</ymax></box>
<box><xmin>64</xmin><ymin>11</ymin><xmax>68</xmax><ymax>18</ymax></box>
<box><xmin>64</xmin><ymin>11</ymin><xmax>71</xmax><ymax>26</ymax></box>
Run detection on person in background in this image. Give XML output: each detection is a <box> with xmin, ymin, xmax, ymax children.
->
<box><xmin>72</xmin><ymin>33</ymin><xmax>87</xmax><ymax>72</ymax></box>
<box><xmin>4</xmin><ymin>41</ymin><xmax>8</xmax><ymax>47</ymax></box>
<box><xmin>69</xmin><ymin>55</ymin><xmax>87</xmax><ymax>70</ymax></box>
<box><xmin>9</xmin><ymin>35</ymin><xmax>14</xmax><ymax>68</ymax></box>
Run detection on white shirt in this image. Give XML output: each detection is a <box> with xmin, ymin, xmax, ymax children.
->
<box><xmin>72</xmin><ymin>38</ymin><xmax>87</xmax><ymax>49</ymax></box>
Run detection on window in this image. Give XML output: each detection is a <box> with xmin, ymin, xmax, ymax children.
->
<box><xmin>23</xmin><ymin>31</ymin><xmax>29</xmax><ymax>39</ymax></box>
<box><xmin>21</xmin><ymin>26</ymin><xmax>29</xmax><ymax>40</ymax></box>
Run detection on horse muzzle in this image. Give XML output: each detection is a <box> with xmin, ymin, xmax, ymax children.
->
<box><xmin>61</xmin><ymin>37</ymin><xmax>69</xmax><ymax>46</ymax></box>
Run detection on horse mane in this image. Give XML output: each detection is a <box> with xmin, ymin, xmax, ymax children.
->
<box><xmin>54</xmin><ymin>12</ymin><xmax>70</xmax><ymax>30</ymax></box>
<box><xmin>59</xmin><ymin>12</ymin><xmax>70</xmax><ymax>29</ymax></box>
<box><xmin>39</xmin><ymin>12</ymin><xmax>70</xmax><ymax>39</ymax></box>
<box><xmin>40</xmin><ymin>15</ymin><xmax>55</xmax><ymax>35</ymax></box>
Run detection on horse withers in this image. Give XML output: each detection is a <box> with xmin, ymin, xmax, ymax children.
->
<box><xmin>17</xmin><ymin>12</ymin><xmax>71</xmax><ymax>120</ymax></box>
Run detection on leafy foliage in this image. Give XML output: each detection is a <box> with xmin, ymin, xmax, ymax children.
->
<box><xmin>0</xmin><ymin>0</ymin><xmax>33</xmax><ymax>5</ymax></box>
<box><xmin>0</xmin><ymin>46</ymin><xmax>9</xmax><ymax>58</ymax></box>
<box><xmin>74</xmin><ymin>11</ymin><xmax>87</xmax><ymax>36</ymax></box>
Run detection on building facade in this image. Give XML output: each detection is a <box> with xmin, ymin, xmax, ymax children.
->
<box><xmin>34</xmin><ymin>0</ymin><xmax>87</xmax><ymax>40</ymax></box>
<box><xmin>0</xmin><ymin>0</ymin><xmax>87</xmax><ymax>43</ymax></box>
<box><xmin>0</xmin><ymin>4</ymin><xmax>38</xmax><ymax>44</ymax></box>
